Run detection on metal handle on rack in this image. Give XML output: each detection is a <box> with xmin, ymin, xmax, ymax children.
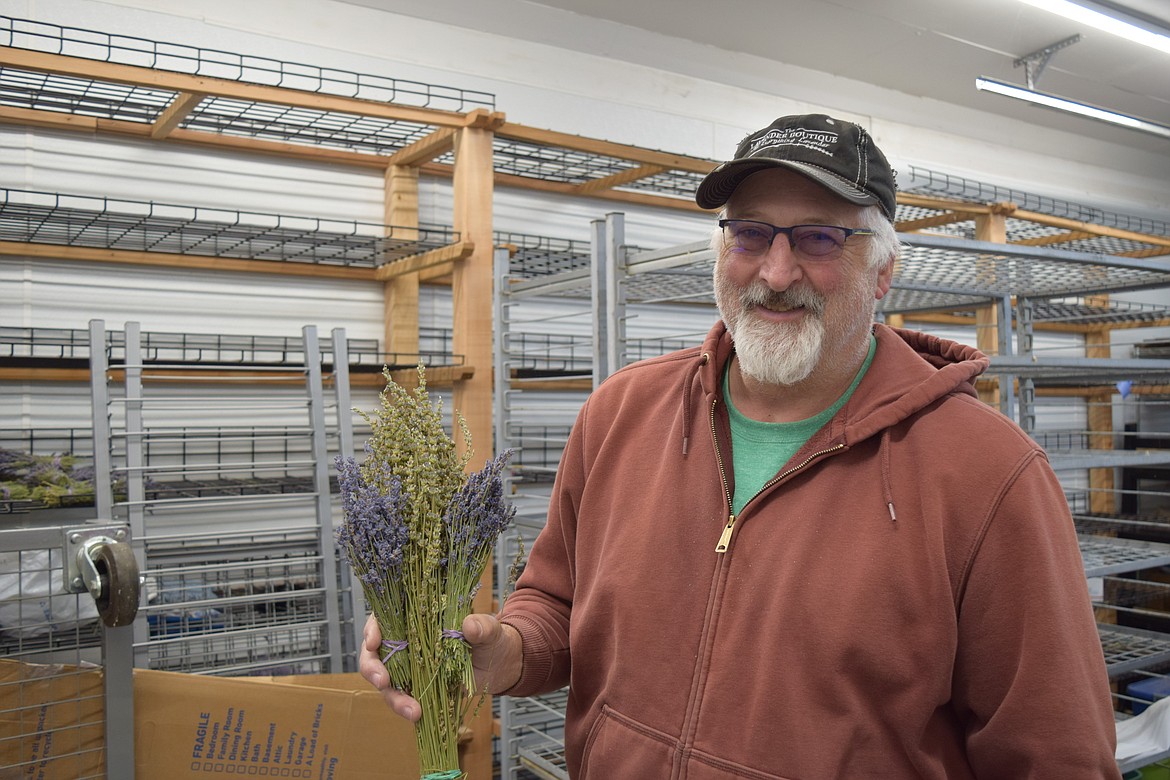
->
<box><xmin>66</xmin><ymin>529</ymin><xmax>141</xmax><ymax>628</ymax></box>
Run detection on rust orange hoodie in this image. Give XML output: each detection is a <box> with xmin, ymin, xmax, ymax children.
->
<box><xmin>500</xmin><ymin>322</ymin><xmax>1119</xmax><ymax>779</ymax></box>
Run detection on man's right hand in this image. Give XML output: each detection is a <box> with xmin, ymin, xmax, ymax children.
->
<box><xmin>358</xmin><ymin>612</ymin><xmax>524</xmax><ymax>720</ymax></box>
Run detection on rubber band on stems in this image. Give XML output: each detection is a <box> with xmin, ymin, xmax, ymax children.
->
<box><xmin>381</xmin><ymin>639</ymin><xmax>408</xmax><ymax>665</ymax></box>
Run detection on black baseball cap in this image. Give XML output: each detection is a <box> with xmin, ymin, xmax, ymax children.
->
<box><xmin>695</xmin><ymin>114</ymin><xmax>897</xmax><ymax>221</ymax></box>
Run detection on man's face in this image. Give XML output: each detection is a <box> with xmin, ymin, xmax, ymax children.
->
<box><xmin>713</xmin><ymin>167</ymin><xmax>892</xmax><ymax>387</ymax></box>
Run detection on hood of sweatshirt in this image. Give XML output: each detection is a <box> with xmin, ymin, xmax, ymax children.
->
<box><xmin>691</xmin><ymin>320</ymin><xmax>988</xmax><ymax>444</ymax></box>
<box><xmin>684</xmin><ymin>321</ymin><xmax>991</xmax><ymax>521</ymax></box>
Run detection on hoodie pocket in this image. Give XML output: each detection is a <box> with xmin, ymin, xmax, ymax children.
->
<box><xmin>580</xmin><ymin>704</ymin><xmax>795</xmax><ymax>780</ymax></box>
<box><xmin>580</xmin><ymin>704</ymin><xmax>677</xmax><ymax>778</ymax></box>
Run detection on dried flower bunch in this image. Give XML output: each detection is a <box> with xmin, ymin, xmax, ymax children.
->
<box><xmin>336</xmin><ymin>366</ymin><xmax>514</xmax><ymax>780</ymax></box>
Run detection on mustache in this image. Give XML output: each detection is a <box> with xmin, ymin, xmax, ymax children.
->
<box><xmin>740</xmin><ymin>282</ymin><xmax>826</xmax><ymax>316</ymax></box>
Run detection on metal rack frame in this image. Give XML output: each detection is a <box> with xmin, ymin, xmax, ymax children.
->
<box><xmin>74</xmin><ymin>319</ymin><xmax>362</xmax><ymax>742</ymax></box>
<box><xmin>494</xmin><ymin>243</ymin><xmax>597</xmax><ymax>780</ymax></box>
<box><xmin>0</xmin><ymin>519</ymin><xmax>136</xmax><ymax>778</ymax></box>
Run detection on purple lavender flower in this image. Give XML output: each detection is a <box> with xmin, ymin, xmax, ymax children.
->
<box><xmin>71</xmin><ymin>465</ymin><xmax>96</xmax><ymax>482</ymax></box>
<box><xmin>442</xmin><ymin>449</ymin><xmax>516</xmax><ymax>560</ymax></box>
<box><xmin>335</xmin><ymin>455</ymin><xmax>410</xmax><ymax>590</ymax></box>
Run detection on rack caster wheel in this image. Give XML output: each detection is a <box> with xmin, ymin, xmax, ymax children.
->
<box><xmin>74</xmin><ymin>536</ymin><xmax>141</xmax><ymax>628</ymax></box>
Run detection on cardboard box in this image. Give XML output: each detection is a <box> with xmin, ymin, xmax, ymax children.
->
<box><xmin>136</xmin><ymin>669</ymin><xmax>423</xmax><ymax>779</ymax></box>
<box><xmin>1</xmin><ymin>660</ymin><xmax>435</xmax><ymax>779</ymax></box>
<box><xmin>0</xmin><ymin>658</ymin><xmax>106</xmax><ymax>779</ymax></box>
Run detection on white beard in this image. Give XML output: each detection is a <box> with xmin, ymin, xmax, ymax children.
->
<box><xmin>716</xmin><ymin>278</ymin><xmax>827</xmax><ymax>387</ymax></box>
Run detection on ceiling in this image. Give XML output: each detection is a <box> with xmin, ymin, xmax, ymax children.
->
<box><xmin>349</xmin><ymin>0</ymin><xmax>1170</xmax><ymax>156</ymax></box>
<box><xmin>532</xmin><ymin>0</ymin><xmax>1170</xmax><ymax>153</ymax></box>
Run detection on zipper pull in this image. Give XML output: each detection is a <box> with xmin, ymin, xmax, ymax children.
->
<box><xmin>715</xmin><ymin>515</ymin><xmax>736</xmax><ymax>553</ymax></box>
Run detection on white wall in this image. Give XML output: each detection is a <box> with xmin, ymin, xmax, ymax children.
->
<box><xmin>6</xmin><ymin>0</ymin><xmax>1163</xmax><ymax>216</ymax></box>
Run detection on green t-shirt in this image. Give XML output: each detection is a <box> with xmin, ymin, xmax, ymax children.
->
<box><xmin>725</xmin><ymin>335</ymin><xmax>876</xmax><ymax>515</ymax></box>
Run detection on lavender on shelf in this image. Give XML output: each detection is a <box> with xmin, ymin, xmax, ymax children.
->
<box><xmin>335</xmin><ymin>365</ymin><xmax>514</xmax><ymax>780</ymax></box>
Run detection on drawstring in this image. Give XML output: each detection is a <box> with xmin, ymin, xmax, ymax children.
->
<box><xmin>879</xmin><ymin>429</ymin><xmax>896</xmax><ymax>522</ymax></box>
<box><xmin>681</xmin><ymin>352</ymin><xmax>709</xmax><ymax>456</ymax></box>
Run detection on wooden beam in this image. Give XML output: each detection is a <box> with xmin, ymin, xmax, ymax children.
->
<box><xmin>0</xmin><ymin>367</ymin><xmax>90</xmax><ymax>382</ymax></box>
<box><xmin>1085</xmin><ymin>331</ymin><xmax>1115</xmax><ymax>515</ymax></box>
<box><xmin>419</xmin><ymin>266</ymin><xmax>455</xmax><ymax>283</ymax></box>
<box><xmin>1119</xmin><ymin>247</ymin><xmax>1170</xmax><ymax>259</ymax></box>
<box><xmin>160</xmin><ymin>127</ymin><xmax>399</xmax><ymax>169</ymax></box>
<box><xmin>1013</xmin><ymin>230</ymin><xmax>1095</xmax><ymax>247</ymax></box>
<box><xmin>463</xmin><ymin>108</ymin><xmax>507</xmax><ymax>130</ymax></box>
<box><xmin>0</xmin><ymin>105</ymin><xmax>100</xmax><ymax>132</ymax></box>
<box><xmin>1129</xmin><ymin>385</ymin><xmax>1170</xmax><ymax>396</ymax></box>
<box><xmin>385</xmin><ymin>127</ymin><xmax>457</xmax><ymax>167</ymax></box>
<box><xmin>450</xmin><ymin>119</ymin><xmax>495</xmax><ymax>780</ymax></box>
<box><xmin>384</xmin><ymin>164</ymin><xmax>421</xmax><ymax>360</ymax></box>
<box><xmin>574</xmin><ymin>164</ymin><xmax>667</xmax><ymax>195</ymax></box>
<box><xmin>896</xmin><ymin>211</ymin><xmax>968</xmax><ymax>232</ymax></box>
<box><xmin>0</xmin><ymin>241</ymin><xmax>378</xmax><ymax>280</ymax></box>
<box><xmin>497</xmin><ymin>121</ymin><xmax>716</xmax><ymax>174</ymax></box>
<box><xmin>509</xmin><ymin>376</ymin><xmax>593</xmax><ymax>392</ymax></box>
<box><xmin>373</xmin><ymin>241</ymin><xmax>475</xmax><ymax>280</ymax></box>
<box><xmin>150</xmin><ymin>91</ymin><xmax>206</xmax><ymax>139</ymax></box>
<box><xmin>367</xmin><ymin>364</ymin><xmax>475</xmax><ymax>389</ymax></box>
<box><xmin>1009</xmin><ymin>206</ymin><xmax>1170</xmax><ymax>250</ymax></box>
<box><xmin>974</xmin><ymin>211</ymin><xmax>1007</xmax><ymax>407</ymax></box>
<box><xmin>487</xmin><ymin>168</ymin><xmax>707</xmax><ymax>212</ymax></box>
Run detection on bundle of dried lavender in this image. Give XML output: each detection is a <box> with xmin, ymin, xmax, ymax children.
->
<box><xmin>336</xmin><ymin>366</ymin><xmax>514</xmax><ymax>780</ymax></box>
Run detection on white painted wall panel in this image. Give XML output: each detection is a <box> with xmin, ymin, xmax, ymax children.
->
<box><xmin>1</xmin><ymin>258</ymin><xmax>384</xmax><ymax>340</ymax></box>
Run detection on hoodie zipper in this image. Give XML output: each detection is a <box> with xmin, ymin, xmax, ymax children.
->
<box><xmin>709</xmin><ymin>396</ymin><xmax>846</xmax><ymax>553</ymax></box>
<box><xmin>709</xmin><ymin>398</ymin><xmax>736</xmax><ymax>552</ymax></box>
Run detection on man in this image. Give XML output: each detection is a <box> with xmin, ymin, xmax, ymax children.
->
<box><xmin>362</xmin><ymin>114</ymin><xmax>1120</xmax><ymax>778</ymax></box>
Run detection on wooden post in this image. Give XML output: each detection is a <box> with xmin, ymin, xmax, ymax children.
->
<box><xmin>384</xmin><ymin>164</ymin><xmax>420</xmax><ymax>362</ymax></box>
<box><xmin>451</xmin><ymin>112</ymin><xmax>499</xmax><ymax>780</ymax></box>
<box><xmin>974</xmin><ymin>206</ymin><xmax>1010</xmax><ymax>407</ymax></box>
<box><xmin>1086</xmin><ymin>326</ymin><xmax>1117</xmax><ymax>515</ymax></box>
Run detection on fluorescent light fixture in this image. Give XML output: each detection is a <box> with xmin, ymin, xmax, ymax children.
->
<box><xmin>1020</xmin><ymin>0</ymin><xmax>1170</xmax><ymax>55</ymax></box>
<box><xmin>975</xmin><ymin>76</ymin><xmax>1170</xmax><ymax>139</ymax></box>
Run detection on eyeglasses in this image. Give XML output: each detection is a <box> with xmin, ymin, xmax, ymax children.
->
<box><xmin>719</xmin><ymin>219</ymin><xmax>874</xmax><ymax>259</ymax></box>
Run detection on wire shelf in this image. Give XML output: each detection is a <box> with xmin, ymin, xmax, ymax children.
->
<box><xmin>190</xmin><ymin>100</ymin><xmax>440</xmax><ymax>155</ymax></box>
<box><xmin>507</xmin><ymin>690</ymin><xmax>570</xmax><ymax>780</ymax></box>
<box><xmin>0</xmin><ymin>189</ymin><xmax>458</xmax><ymax>268</ymax></box>
<box><xmin>946</xmin><ymin>298</ymin><xmax>1170</xmax><ymax>327</ymax></box>
<box><xmin>451</xmin><ymin>136</ymin><xmax>703</xmax><ymax>204</ymax></box>
<box><xmin>609</xmin><ymin>234</ymin><xmax>1170</xmax><ymax>317</ymax></box>
<box><xmin>1101</xmin><ymin>624</ymin><xmax>1170</xmax><ymax>678</ymax></box>
<box><xmin>902</xmin><ymin>166</ymin><xmax>1170</xmax><ymax>239</ymax></box>
<box><xmin>1080</xmin><ymin>535</ymin><xmax>1170</xmax><ymax>578</ymax></box>
<box><xmin>0</xmin><ymin>325</ymin><xmax>381</xmax><ymax>365</ymax></box>
<box><xmin>0</xmin><ymin>15</ymin><xmax>495</xmax><ymax>113</ymax></box>
<box><xmin>496</xmin><ymin>231</ymin><xmax>592</xmax><ymax>278</ymax></box>
<box><xmin>133</xmin><ymin>507</ymin><xmax>332</xmax><ymax>675</ymax></box>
